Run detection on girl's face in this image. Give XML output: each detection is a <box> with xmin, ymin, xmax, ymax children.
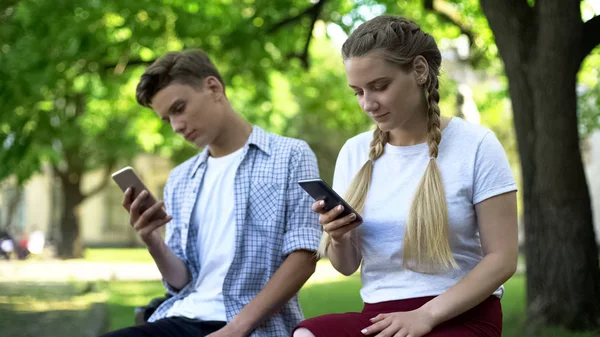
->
<box><xmin>344</xmin><ymin>53</ymin><xmax>428</xmax><ymax>132</ymax></box>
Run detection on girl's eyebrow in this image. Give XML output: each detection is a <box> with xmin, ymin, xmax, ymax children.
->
<box><xmin>349</xmin><ymin>77</ymin><xmax>391</xmax><ymax>89</ymax></box>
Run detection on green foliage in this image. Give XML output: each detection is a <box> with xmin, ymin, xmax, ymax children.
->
<box><xmin>578</xmin><ymin>46</ymin><xmax>600</xmax><ymax>138</ymax></box>
<box><xmin>0</xmin><ymin>0</ymin><xmax>597</xmax><ymax>257</ymax></box>
<box><xmin>0</xmin><ymin>0</ymin><xmax>516</xmax><ymax>187</ymax></box>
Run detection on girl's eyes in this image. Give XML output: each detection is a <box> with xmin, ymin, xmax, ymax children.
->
<box><xmin>353</xmin><ymin>84</ymin><xmax>389</xmax><ymax>96</ymax></box>
<box><xmin>373</xmin><ymin>84</ymin><xmax>388</xmax><ymax>91</ymax></box>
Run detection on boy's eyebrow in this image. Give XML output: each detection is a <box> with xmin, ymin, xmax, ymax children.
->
<box><xmin>349</xmin><ymin>76</ymin><xmax>391</xmax><ymax>89</ymax></box>
<box><xmin>168</xmin><ymin>99</ymin><xmax>185</xmax><ymax>113</ymax></box>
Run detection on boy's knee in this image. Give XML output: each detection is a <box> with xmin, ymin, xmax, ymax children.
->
<box><xmin>293</xmin><ymin>328</ymin><xmax>316</xmax><ymax>337</ymax></box>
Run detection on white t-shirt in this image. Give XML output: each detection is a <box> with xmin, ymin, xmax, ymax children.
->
<box><xmin>332</xmin><ymin>117</ymin><xmax>517</xmax><ymax>304</ymax></box>
<box><xmin>167</xmin><ymin>147</ymin><xmax>244</xmax><ymax>321</ymax></box>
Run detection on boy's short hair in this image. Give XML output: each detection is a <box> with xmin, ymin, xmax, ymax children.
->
<box><xmin>136</xmin><ymin>49</ymin><xmax>224</xmax><ymax>108</ymax></box>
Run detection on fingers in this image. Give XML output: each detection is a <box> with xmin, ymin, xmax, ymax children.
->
<box><xmin>312</xmin><ymin>200</ymin><xmax>326</xmax><ymax>213</ymax></box>
<box><xmin>389</xmin><ymin>328</ymin><xmax>409</xmax><ymax>337</ymax></box>
<box><xmin>362</xmin><ymin>318</ymin><xmax>391</xmax><ymax>336</ymax></box>
<box><xmin>370</xmin><ymin>314</ymin><xmax>388</xmax><ymax>323</ymax></box>
<box><xmin>137</xmin><ymin>200</ymin><xmax>166</xmax><ymax>225</ymax></box>
<box><xmin>323</xmin><ymin>213</ymin><xmax>361</xmax><ymax>232</ymax></box>
<box><xmin>374</xmin><ymin>326</ymin><xmax>403</xmax><ymax>337</ymax></box>
<box><xmin>135</xmin><ymin>214</ymin><xmax>173</xmax><ymax>234</ymax></box>
<box><xmin>320</xmin><ymin>204</ymin><xmax>346</xmax><ymax>224</ymax></box>
<box><xmin>129</xmin><ymin>190</ymin><xmax>148</xmax><ymax>216</ymax></box>
<box><xmin>121</xmin><ymin>188</ymin><xmax>133</xmax><ymax>211</ymax></box>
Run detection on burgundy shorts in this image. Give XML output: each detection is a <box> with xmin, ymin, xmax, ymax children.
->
<box><xmin>293</xmin><ymin>296</ymin><xmax>502</xmax><ymax>337</ymax></box>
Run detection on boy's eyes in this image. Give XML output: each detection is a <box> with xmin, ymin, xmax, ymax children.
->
<box><xmin>173</xmin><ymin>103</ymin><xmax>185</xmax><ymax>113</ymax></box>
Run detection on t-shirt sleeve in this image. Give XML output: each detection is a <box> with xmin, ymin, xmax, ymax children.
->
<box><xmin>473</xmin><ymin>131</ymin><xmax>518</xmax><ymax>204</ymax></box>
<box><xmin>281</xmin><ymin>141</ymin><xmax>322</xmax><ymax>256</ymax></box>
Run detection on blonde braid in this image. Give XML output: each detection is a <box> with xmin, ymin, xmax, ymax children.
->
<box><xmin>318</xmin><ymin>127</ymin><xmax>388</xmax><ymax>257</ymax></box>
<box><xmin>403</xmin><ymin>75</ymin><xmax>457</xmax><ymax>273</ymax></box>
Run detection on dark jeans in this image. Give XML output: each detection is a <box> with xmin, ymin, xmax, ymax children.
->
<box><xmin>100</xmin><ymin>317</ymin><xmax>227</xmax><ymax>337</ymax></box>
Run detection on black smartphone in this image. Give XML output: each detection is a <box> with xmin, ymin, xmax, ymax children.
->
<box><xmin>297</xmin><ymin>178</ymin><xmax>363</xmax><ymax>222</ymax></box>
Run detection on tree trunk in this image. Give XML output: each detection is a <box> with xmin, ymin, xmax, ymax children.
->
<box><xmin>481</xmin><ymin>0</ymin><xmax>600</xmax><ymax>331</ymax></box>
<box><xmin>2</xmin><ymin>185</ymin><xmax>22</xmax><ymax>232</ymax></box>
<box><xmin>56</xmin><ymin>174</ymin><xmax>84</xmax><ymax>259</ymax></box>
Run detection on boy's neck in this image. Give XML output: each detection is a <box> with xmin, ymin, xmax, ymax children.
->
<box><xmin>209</xmin><ymin>108</ymin><xmax>253</xmax><ymax>158</ymax></box>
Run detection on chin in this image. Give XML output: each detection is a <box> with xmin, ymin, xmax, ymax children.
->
<box><xmin>375</xmin><ymin>122</ymin><xmax>395</xmax><ymax>132</ymax></box>
<box><xmin>191</xmin><ymin>139</ymin><xmax>207</xmax><ymax>149</ymax></box>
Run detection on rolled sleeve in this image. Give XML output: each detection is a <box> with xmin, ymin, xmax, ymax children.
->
<box><xmin>162</xmin><ymin>223</ymin><xmax>194</xmax><ymax>295</ymax></box>
<box><xmin>161</xmin><ymin>178</ymin><xmax>193</xmax><ymax>295</ymax></box>
<box><xmin>282</xmin><ymin>141</ymin><xmax>322</xmax><ymax>256</ymax></box>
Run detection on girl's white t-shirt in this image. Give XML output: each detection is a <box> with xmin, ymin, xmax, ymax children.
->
<box><xmin>332</xmin><ymin>117</ymin><xmax>517</xmax><ymax>304</ymax></box>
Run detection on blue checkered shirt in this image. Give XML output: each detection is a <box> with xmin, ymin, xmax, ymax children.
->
<box><xmin>148</xmin><ymin>126</ymin><xmax>322</xmax><ymax>336</ymax></box>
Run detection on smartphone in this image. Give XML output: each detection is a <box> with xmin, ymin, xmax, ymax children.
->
<box><xmin>111</xmin><ymin>166</ymin><xmax>167</xmax><ymax>221</ymax></box>
<box><xmin>297</xmin><ymin>178</ymin><xmax>363</xmax><ymax>222</ymax></box>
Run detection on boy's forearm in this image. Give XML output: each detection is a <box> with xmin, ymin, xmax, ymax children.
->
<box><xmin>147</xmin><ymin>238</ymin><xmax>191</xmax><ymax>290</ymax></box>
<box><xmin>228</xmin><ymin>250</ymin><xmax>317</xmax><ymax>335</ymax></box>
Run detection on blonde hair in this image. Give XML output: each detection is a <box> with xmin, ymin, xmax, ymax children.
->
<box><xmin>320</xmin><ymin>15</ymin><xmax>457</xmax><ymax>273</ymax></box>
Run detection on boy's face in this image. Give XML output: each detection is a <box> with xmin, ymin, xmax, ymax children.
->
<box><xmin>151</xmin><ymin>78</ymin><xmax>225</xmax><ymax>149</ymax></box>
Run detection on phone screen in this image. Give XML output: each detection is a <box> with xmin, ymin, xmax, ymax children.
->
<box><xmin>298</xmin><ymin>178</ymin><xmax>363</xmax><ymax>222</ymax></box>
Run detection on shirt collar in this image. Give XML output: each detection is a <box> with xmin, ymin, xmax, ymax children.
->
<box><xmin>188</xmin><ymin>125</ymin><xmax>271</xmax><ymax>178</ymax></box>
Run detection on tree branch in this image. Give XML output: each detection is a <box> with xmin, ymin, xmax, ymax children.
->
<box><xmin>99</xmin><ymin>0</ymin><xmax>329</xmax><ymax>74</ymax></box>
<box><xmin>424</xmin><ymin>0</ymin><xmax>474</xmax><ymax>45</ymax></box>
<box><xmin>580</xmin><ymin>15</ymin><xmax>600</xmax><ymax>64</ymax></box>
<box><xmin>268</xmin><ymin>0</ymin><xmax>326</xmax><ymax>69</ymax></box>
<box><xmin>102</xmin><ymin>58</ymin><xmax>154</xmax><ymax>74</ymax></box>
<box><xmin>267</xmin><ymin>0</ymin><xmax>325</xmax><ymax>33</ymax></box>
<box><xmin>83</xmin><ymin>161</ymin><xmax>116</xmax><ymax>200</ymax></box>
<box><xmin>299</xmin><ymin>0</ymin><xmax>326</xmax><ymax>68</ymax></box>
<box><xmin>52</xmin><ymin>164</ymin><xmax>67</xmax><ymax>182</ymax></box>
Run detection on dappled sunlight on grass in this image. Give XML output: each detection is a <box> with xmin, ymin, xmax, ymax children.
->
<box><xmin>83</xmin><ymin>248</ymin><xmax>152</xmax><ymax>263</ymax></box>
<box><xmin>4</xmin><ymin>251</ymin><xmax>600</xmax><ymax>337</ymax></box>
<box><xmin>100</xmin><ymin>280</ymin><xmax>166</xmax><ymax>331</ymax></box>
<box><xmin>305</xmin><ymin>259</ymin><xmax>359</xmax><ymax>285</ymax></box>
<box><xmin>0</xmin><ymin>282</ymin><xmax>108</xmax><ymax>312</ymax></box>
<box><xmin>300</xmin><ymin>273</ymin><xmax>363</xmax><ymax>317</ymax></box>
<box><xmin>0</xmin><ymin>282</ymin><xmax>108</xmax><ymax>337</ymax></box>
<box><xmin>2</xmin><ymin>292</ymin><xmax>107</xmax><ymax>312</ymax></box>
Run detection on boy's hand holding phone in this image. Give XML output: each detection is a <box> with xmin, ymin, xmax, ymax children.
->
<box><xmin>122</xmin><ymin>188</ymin><xmax>172</xmax><ymax>246</ymax></box>
<box><xmin>112</xmin><ymin>166</ymin><xmax>172</xmax><ymax>247</ymax></box>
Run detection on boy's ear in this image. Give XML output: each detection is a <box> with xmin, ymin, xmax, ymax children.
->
<box><xmin>204</xmin><ymin>76</ymin><xmax>225</xmax><ymax>100</ymax></box>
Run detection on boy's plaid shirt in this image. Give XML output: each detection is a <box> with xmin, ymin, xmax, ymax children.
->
<box><xmin>148</xmin><ymin>126</ymin><xmax>322</xmax><ymax>337</ymax></box>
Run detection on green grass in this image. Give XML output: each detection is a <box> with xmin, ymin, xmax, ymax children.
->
<box><xmin>0</xmin><ymin>282</ymin><xmax>107</xmax><ymax>337</ymax></box>
<box><xmin>2</xmin><ymin>274</ymin><xmax>600</xmax><ymax>337</ymax></box>
<box><xmin>83</xmin><ymin>248</ymin><xmax>152</xmax><ymax>263</ymax></box>
<box><xmin>10</xmin><ymin>248</ymin><xmax>592</xmax><ymax>336</ymax></box>
<box><xmin>101</xmin><ymin>274</ymin><xmax>600</xmax><ymax>337</ymax></box>
<box><xmin>100</xmin><ymin>280</ymin><xmax>166</xmax><ymax>330</ymax></box>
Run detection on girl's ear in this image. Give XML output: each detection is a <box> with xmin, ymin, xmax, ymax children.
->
<box><xmin>412</xmin><ymin>55</ymin><xmax>429</xmax><ymax>85</ymax></box>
